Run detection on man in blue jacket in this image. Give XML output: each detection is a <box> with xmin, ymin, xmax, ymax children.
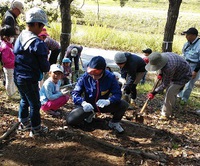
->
<box><xmin>67</xmin><ymin>56</ymin><xmax>129</xmax><ymax>133</ymax></box>
<box><xmin>114</xmin><ymin>52</ymin><xmax>146</xmax><ymax>108</ymax></box>
<box><xmin>14</xmin><ymin>7</ymin><xmax>50</xmax><ymax>137</ymax></box>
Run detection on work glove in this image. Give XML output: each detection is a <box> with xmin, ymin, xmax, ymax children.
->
<box><xmin>96</xmin><ymin>99</ymin><xmax>110</xmax><ymax>108</ymax></box>
<box><xmin>143</xmin><ymin>57</ymin><xmax>149</xmax><ymax>64</ymax></box>
<box><xmin>81</xmin><ymin>101</ymin><xmax>94</xmax><ymax>112</ymax></box>
<box><xmin>61</xmin><ymin>89</ymin><xmax>69</xmax><ymax>95</ymax></box>
<box><xmin>147</xmin><ymin>91</ymin><xmax>157</xmax><ymax>100</ymax></box>
<box><xmin>157</xmin><ymin>74</ymin><xmax>162</xmax><ymax>80</ymax></box>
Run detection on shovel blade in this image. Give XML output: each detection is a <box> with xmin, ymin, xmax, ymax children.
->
<box><xmin>135</xmin><ymin>114</ymin><xmax>144</xmax><ymax>123</ymax></box>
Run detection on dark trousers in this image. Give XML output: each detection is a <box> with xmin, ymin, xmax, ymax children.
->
<box><xmin>49</xmin><ymin>49</ymin><xmax>60</xmax><ymax>65</ymax></box>
<box><xmin>67</xmin><ymin>100</ymin><xmax>129</xmax><ymax>126</ymax></box>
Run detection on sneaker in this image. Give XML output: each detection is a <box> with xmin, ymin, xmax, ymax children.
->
<box><xmin>84</xmin><ymin>113</ymin><xmax>95</xmax><ymax>123</ymax></box>
<box><xmin>45</xmin><ymin>110</ymin><xmax>60</xmax><ymax>116</ymax></box>
<box><xmin>18</xmin><ymin>122</ymin><xmax>31</xmax><ymax>131</ymax></box>
<box><xmin>29</xmin><ymin>126</ymin><xmax>48</xmax><ymax>137</ymax></box>
<box><xmin>108</xmin><ymin>121</ymin><xmax>124</xmax><ymax>133</ymax></box>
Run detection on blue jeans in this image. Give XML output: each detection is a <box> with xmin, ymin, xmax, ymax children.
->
<box><xmin>14</xmin><ymin>81</ymin><xmax>41</xmax><ymax>130</ymax></box>
<box><xmin>178</xmin><ymin>63</ymin><xmax>200</xmax><ymax>102</ymax></box>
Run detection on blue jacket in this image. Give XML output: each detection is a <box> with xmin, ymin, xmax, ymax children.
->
<box><xmin>71</xmin><ymin>70</ymin><xmax>122</xmax><ymax>111</ymax></box>
<box><xmin>14</xmin><ymin>30</ymin><xmax>50</xmax><ymax>83</ymax></box>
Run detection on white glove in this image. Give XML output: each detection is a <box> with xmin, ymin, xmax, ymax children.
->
<box><xmin>96</xmin><ymin>99</ymin><xmax>110</xmax><ymax>108</ymax></box>
<box><xmin>61</xmin><ymin>89</ymin><xmax>69</xmax><ymax>95</ymax></box>
<box><xmin>81</xmin><ymin>101</ymin><xmax>94</xmax><ymax>112</ymax></box>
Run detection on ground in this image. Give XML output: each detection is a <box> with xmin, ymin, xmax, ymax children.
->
<box><xmin>0</xmin><ymin>80</ymin><xmax>200</xmax><ymax>166</ymax></box>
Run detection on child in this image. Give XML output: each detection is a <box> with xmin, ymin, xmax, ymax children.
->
<box><xmin>14</xmin><ymin>7</ymin><xmax>50</xmax><ymax>137</ymax></box>
<box><xmin>61</xmin><ymin>57</ymin><xmax>72</xmax><ymax>85</ymax></box>
<box><xmin>0</xmin><ymin>25</ymin><xmax>17</xmax><ymax>99</ymax></box>
<box><xmin>40</xmin><ymin>64</ymin><xmax>70</xmax><ymax>116</ymax></box>
<box><xmin>140</xmin><ymin>48</ymin><xmax>152</xmax><ymax>84</ymax></box>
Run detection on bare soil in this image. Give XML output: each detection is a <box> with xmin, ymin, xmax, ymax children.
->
<box><xmin>0</xmin><ymin>82</ymin><xmax>200</xmax><ymax>166</ymax></box>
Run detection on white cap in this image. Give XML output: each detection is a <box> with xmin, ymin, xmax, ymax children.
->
<box><xmin>50</xmin><ymin>64</ymin><xmax>64</xmax><ymax>73</ymax></box>
<box><xmin>71</xmin><ymin>48</ymin><xmax>78</xmax><ymax>56</ymax></box>
<box><xmin>26</xmin><ymin>7</ymin><xmax>49</xmax><ymax>27</ymax></box>
<box><xmin>11</xmin><ymin>0</ymin><xmax>24</xmax><ymax>14</ymax></box>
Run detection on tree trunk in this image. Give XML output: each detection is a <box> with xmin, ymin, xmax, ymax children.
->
<box><xmin>162</xmin><ymin>0</ymin><xmax>182</xmax><ymax>52</ymax></box>
<box><xmin>59</xmin><ymin>0</ymin><xmax>73</xmax><ymax>64</ymax></box>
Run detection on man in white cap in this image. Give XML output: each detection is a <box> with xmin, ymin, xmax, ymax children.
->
<box><xmin>146</xmin><ymin>52</ymin><xmax>192</xmax><ymax>119</ymax></box>
<box><xmin>1</xmin><ymin>0</ymin><xmax>24</xmax><ymax>36</ymax></box>
<box><xmin>64</xmin><ymin>45</ymin><xmax>83</xmax><ymax>81</ymax></box>
<box><xmin>14</xmin><ymin>7</ymin><xmax>50</xmax><ymax>137</ymax></box>
<box><xmin>178</xmin><ymin>27</ymin><xmax>200</xmax><ymax>105</ymax></box>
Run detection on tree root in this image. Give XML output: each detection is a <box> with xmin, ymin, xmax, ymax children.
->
<box><xmin>0</xmin><ymin>122</ymin><xmax>20</xmax><ymax>143</ymax></box>
<box><xmin>65</xmin><ymin>128</ymin><xmax>168</xmax><ymax>163</ymax></box>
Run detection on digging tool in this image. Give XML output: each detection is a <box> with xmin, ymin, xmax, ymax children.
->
<box><xmin>135</xmin><ymin>79</ymin><xmax>160</xmax><ymax>123</ymax></box>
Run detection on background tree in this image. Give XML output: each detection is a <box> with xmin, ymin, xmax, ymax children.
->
<box><xmin>162</xmin><ymin>0</ymin><xmax>182</xmax><ymax>52</ymax></box>
<box><xmin>59</xmin><ymin>0</ymin><xmax>73</xmax><ymax>63</ymax></box>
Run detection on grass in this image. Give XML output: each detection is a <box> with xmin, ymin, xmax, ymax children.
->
<box><xmin>47</xmin><ymin>0</ymin><xmax>200</xmax><ymax>54</ymax></box>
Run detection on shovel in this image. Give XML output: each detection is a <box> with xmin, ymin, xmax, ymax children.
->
<box><xmin>135</xmin><ymin>78</ymin><xmax>160</xmax><ymax>123</ymax></box>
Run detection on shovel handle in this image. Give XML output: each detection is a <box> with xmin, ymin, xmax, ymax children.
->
<box><xmin>139</xmin><ymin>78</ymin><xmax>160</xmax><ymax>114</ymax></box>
<box><xmin>139</xmin><ymin>98</ymin><xmax>150</xmax><ymax>114</ymax></box>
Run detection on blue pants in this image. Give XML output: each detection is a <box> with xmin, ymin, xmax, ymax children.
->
<box><xmin>67</xmin><ymin>100</ymin><xmax>129</xmax><ymax>126</ymax></box>
<box><xmin>178</xmin><ymin>63</ymin><xmax>200</xmax><ymax>102</ymax></box>
<box><xmin>14</xmin><ymin>81</ymin><xmax>41</xmax><ymax>130</ymax></box>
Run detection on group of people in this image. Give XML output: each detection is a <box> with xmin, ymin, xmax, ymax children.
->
<box><xmin>0</xmin><ymin>1</ymin><xmax>199</xmax><ymax>138</ymax></box>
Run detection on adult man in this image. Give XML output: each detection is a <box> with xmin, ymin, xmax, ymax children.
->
<box><xmin>64</xmin><ymin>45</ymin><xmax>83</xmax><ymax>80</ymax></box>
<box><xmin>146</xmin><ymin>52</ymin><xmax>192</xmax><ymax>119</ymax></box>
<box><xmin>14</xmin><ymin>7</ymin><xmax>50</xmax><ymax>137</ymax></box>
<box><xmin>114</xmin><ymin>52</ymin><xmax>146</xmax><ymax>107</ymax></box>
<box><xmin>178</xmin><ymin>27</ymin><xmax>200</xmax><ymax>104</ymax></box>
<box><xmin>67</xmin><ymin>56</ymin><xmax>129</xmax><ymax>133</ymax></box>
<box><xmin>1</xmin><ymin>0</ymin><xmax>24</xmax><ymax>37</ymax></box>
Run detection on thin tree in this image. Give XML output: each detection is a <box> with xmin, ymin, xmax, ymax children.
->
<box><xmin>59</xmin><ymin>0</ymin><xmax>73</xmax><ymax>63</ymax></box>
<box><xmin>162</xmin><ymin>0</ymin><xmax>182</xmax><ymax>52</ymax></box>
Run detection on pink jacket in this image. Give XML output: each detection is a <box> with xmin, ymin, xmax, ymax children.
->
<box><xmin>0</xmin><ymin>40</ymin><xmax>15</xmax><ymax>69</ymax></box>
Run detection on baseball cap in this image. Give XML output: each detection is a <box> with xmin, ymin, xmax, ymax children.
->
<box><xmin>50</xmin><ymin>64</ymin><xmax>64</xmax><ymax>73</ymax></box>
<box><xmin>26</xmin><ymin>7</ymin><xmax>50</xmax><ymax>27</ymax></box>
<box><xmin>87</xmin><ymin>56</ymin><xmax>106</xmax><ymax>75</ymax></box>
<box><xmin>71</xmin><ymin>48</ymin><xmax>78</xmax><ymax>57</ymax></box>
<box><xmin>182</xmin><ymin>27</ymin><xmax>198</xmax><ymax>35</ymax></box>
<box><xmin>11</xmin><ymin>0</ymin><xmax>24</xmax><ymax>14</ymax></box>
<box><xmin>142</xmin><ymin>48</ymin><xmax>152</xmax><ymax>54</ymax></box>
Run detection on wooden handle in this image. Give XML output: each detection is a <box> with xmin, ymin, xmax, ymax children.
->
<box><xmin>139</xmin><ymin>79</ymin><xmax>160</xmax><ymax>114</ymax></box>
<box><xmin>139</xmin><ymin>98</ymin><xmax>150</xmax><ymax>114</ymax></box>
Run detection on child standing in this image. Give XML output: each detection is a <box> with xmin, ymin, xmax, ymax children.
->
<box><xmin>0</xmin><ymin>25</ymin><xmax>17</xmax><ymax>99</ymax></box>
<box><xmin>140</xmin><ymin>48</ymin><xmax>152</xmax><ymax>84</ymax></box>
<box><xmin>62</xmin><ymin>57</ymin><xmax>72</xmax><ymax>85</ymax></box>
<box><xmin>14</xmin><ymin>7</ymin><xmax>50</xmax><ymax>137</ymax></box>
<box><xmin>40</xmin><ymin>64</ymin><xmax>70</xmax><ymax>116</ymax></box>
